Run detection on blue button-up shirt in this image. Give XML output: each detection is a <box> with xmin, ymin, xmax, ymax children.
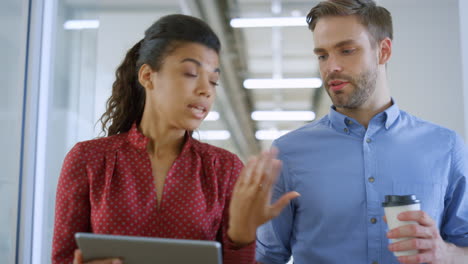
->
<box><xmin>256</xmin><ymin>103</ymin><xmax>468</xmax><ymax>264</ymax></box>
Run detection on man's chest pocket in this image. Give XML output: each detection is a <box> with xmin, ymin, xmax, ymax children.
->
<box><xmin>392</xmin><ymin>181</ymin><xmax>445</xmax><ymax>225</ymax></box>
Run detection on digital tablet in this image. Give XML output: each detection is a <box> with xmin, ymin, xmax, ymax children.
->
<box><xmin>75</xmin><ymin>233</ymin><xmax>222</xmax><ymax>264</ymax></box>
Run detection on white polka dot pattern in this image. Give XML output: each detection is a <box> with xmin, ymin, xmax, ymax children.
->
<box><xmin>51</xmin><ymin>124</ymin><xmax>255</xmax><ymax>263</ymax></box>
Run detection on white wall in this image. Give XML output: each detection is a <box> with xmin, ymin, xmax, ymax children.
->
<box><xmin>383</xmin><ymin>0</ymin><xmax>464</xmax><ymax>137</ymax></box>
<box><xmin>460</xmin><ymin>0</ymin><xmax>468</xmax><ymax>140</ymax></box>
<box><xmin>93</xmin><ymin>12</ymin><xmax>162</xmax><ymax>129</ymax></box>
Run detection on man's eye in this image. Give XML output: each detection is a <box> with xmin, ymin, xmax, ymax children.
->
<box><xmin>317</xmin><ymin>55</ymin><xmax>327</xmax><ymax>61</ymax></box>
<box><xmin>342</xmin><ymin>49</ymin><xmax>355</xmax><ymax>55</ymax></box>
<box><xmin>185</xmin><ymin>73</ymin><xmax>197</xmax><ymax>77</ymax></box>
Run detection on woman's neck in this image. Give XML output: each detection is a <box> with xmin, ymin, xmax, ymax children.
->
<box><xmin>139</xmin><ymin>113</ymin><xmax>186</xmax><ymax>159</ymax></box>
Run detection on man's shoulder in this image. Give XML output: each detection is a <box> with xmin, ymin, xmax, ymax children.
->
<box><xmin>398</xmin><ymin>110</ymin><xmax>464</xmax><ymax>151</ymax></box>
<box><xmin>274</xmin><ymin>115</ymin><xmax>330</xmax><ymax>146</ymax></box>
<box><xmin>399</xmin><ymin>110</ymin><xmax>458</xmax><ymax>138</ymax></box>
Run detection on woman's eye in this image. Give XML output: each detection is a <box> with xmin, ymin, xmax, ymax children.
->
<box><xmin>185</xmin><ymin>73</ymin><xmax>197</xmax><ymax>77</ymax></box>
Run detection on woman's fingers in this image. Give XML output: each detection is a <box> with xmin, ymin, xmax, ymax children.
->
<box><xmin>263</xmin><ymin>158</ymin><xmax>282</xmax><ymax>192</ymax></box>
<box><xmin>87</xmin><ymin>258</ymin><xmax>123</xmax><ymax>264</ymax></box>
<box><xmin>252</xmin><ymin>148</ymin><xmax>280</xmax><ymax>188</ymax></box>
<box><xmin>269</xmin><ymin>191</ymin><xmax>301</xmax><ymax>219</ymax></box>
<box><xmin>251</xmin><ymin>151</ymin><xmax>271</xmax><ymax>186</ymax></box>
<box><xmin>74</xmin><ymin>249</ymin><xmax>123</xmax><ymax>264</ymax></box>
<box><xmin>260</xmin><ymin>148</ymin><xmax>278</xmax><ymax>182</ymax></box>
<box><xmin>236</xmin><ymin>148</ymin><xmax>296</xmax><ymax>219</ymax></box>
<box><xmin>238</xmin><ymin>156</ymin><xmax>257</xmax><ymax>186</ymax></box>
<box><xmin>73</xmin><ymin>249</ymin><xmax>82</xmax><ymax>264</ymax></box>
<box><xmin>227</xmin><ymin>148</ymin><xmax>300</xmax><ymax>245</ymax></box>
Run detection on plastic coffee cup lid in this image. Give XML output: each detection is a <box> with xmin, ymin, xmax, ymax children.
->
<box><xmin>382</xmin><ymin>194</ymin><xmax>420</xmax><ymax>207</ymax></box>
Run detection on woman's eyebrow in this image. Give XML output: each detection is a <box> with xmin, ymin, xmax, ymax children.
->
<box><xmin>180</xmin><ymin>58</ymin><xmax>220</xmax><ymax>73</ymax></box>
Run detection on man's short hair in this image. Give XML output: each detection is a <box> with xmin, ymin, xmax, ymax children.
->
<box><xmin>306</xmin><ymin>0</ymin><xmax>393</xmax><ymax>46</ymax></box>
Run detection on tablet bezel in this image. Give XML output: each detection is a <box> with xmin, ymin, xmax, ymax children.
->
<box><xmin>74</xmin><ymin>232</ymin><xmax>222</xmax><ymax>264</ymax></box>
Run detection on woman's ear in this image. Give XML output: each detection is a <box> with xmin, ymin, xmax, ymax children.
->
<box><xmin>138</xmin><ymin>64</ymin><xmax>154</xmax><ymax>90</ymax></box>
<box><xmin>378</xmin><ymin>37</ymin><xmax>392</xmax><ymax>65</ymax></box>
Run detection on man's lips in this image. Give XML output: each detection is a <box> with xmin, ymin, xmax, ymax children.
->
<box><xmin>328</xmin><ymin>80</ymin><xmax>350</xmax><ymax>92</ymax></box>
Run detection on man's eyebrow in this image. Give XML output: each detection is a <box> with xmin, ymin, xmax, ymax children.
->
<box><xmin>180</xmin><ymin>58</ymin><xmax>220</xmax><ymax>73</ymax></box>
<box><xmin>313</xmin><ymin>47</ymin><xmax>326</xmax><ymax>54</ymax></box>
<box><xmin>334</xmin><ymin>39</ymin><xmax>356</xmax><ymax>48</ymax></box>
<box><xmin>313</xmin><ymin>39</ymin><xmax>357</xmax><ymax>54</ymax></box>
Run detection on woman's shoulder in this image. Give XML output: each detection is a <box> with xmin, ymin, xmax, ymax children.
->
<box><xmin>68</xmin><ymin>133</ymin><xmax>128</xmax><ymax>158</ymax></box>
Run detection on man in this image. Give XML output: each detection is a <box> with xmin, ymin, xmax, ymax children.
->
<box><xmin>255</xmin><ymin>0</ymin><xmax>468</xmax><ymax>263</ymax></box>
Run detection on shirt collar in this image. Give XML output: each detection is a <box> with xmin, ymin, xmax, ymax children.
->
<box><xmin>328</xmin><ymin>107</ymin><xmax>350</xmax><ymax>133</ymax></box>
<box><xmin>127</xmin><ymin>123</ymin><xmax>193</xmax><ymax>153</ymax></box>
<box><xmin>383</xmin><ymin>100</ymin><xmax>400</xmax><ymax>129</ymax></box>
<box><xmin>328</xmin><ymin>99</ymin><xmax>400</xmax><ymax>132</ymax></box>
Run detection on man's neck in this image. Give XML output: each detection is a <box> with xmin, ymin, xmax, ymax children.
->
<box><xmin>336</xmin><ymin>96</ymin><xmax>392</xmax><ymax>129</ymax></box>
<box><xmin>336</xmin><ymin>71</ymin><xmax>392</xmax><ymax>128</ymax></box>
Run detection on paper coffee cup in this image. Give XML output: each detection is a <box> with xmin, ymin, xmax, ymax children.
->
<box><xmin>382</xmin><ymin>195</ymin><xmax>420</xmax><ymax>257</ymax></box>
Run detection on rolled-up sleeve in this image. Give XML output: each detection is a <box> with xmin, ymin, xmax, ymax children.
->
<box><xmin>442</xmin><ymin>133</ymin><xmax>468</xmax><ymax>246</ymax></box>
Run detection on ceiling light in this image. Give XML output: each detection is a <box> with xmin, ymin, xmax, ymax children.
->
<box><xmin>291</xmin><ymin>10</ymin><xmax>302</xmax><ymax>17</ymax></box>
<box><xmin>251</xmin><ymin>111</ymin><xmax>316</xmax><ymax>121</ymax></box>
<box><xmin>204</xmin><ymin>111</ymin><xmax>220</xmax><ymax>121</ymax></box>
<box><xmin>230</xmin><ymin>17</ymin><xmax>307</xmax><ymax>28</ymax></box>
<box><xmin>244</xmin><ymin>78</ymin><xmax>323</xmax><ymax>89</ymax></box>
<box><xmin>255</xmin><ymin>130</ymin><xmax>291</xmax><ymax>140</ymax></box>
<box><xmin>64</xmin><ymin>20</ymin><xmax>100</xmax><ymax>30</ymax></box>
<box><xmin>197</xmin><ymin>130</ymin><xmax>231</xmax><ymax>140</ymax></box>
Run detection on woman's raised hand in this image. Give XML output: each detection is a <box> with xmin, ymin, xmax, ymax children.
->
<box><xmin>227</xmin><ymin>148</ymin><xmax>300</xmax><ymax>245</ymax></box>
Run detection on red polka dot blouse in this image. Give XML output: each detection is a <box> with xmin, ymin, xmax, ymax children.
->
<box><xmin>52</xmin><ymin>124</ymin><xmax>255</xmax><ymax>263</ymax></box>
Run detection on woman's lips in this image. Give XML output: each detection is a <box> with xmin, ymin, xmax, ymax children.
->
<box><xmin>188</xmin><ymin>104</ymin><xmax>206</xmax><ymax>119</ymax></box>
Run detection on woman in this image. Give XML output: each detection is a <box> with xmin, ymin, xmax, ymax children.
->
<box><xmin>52</xmin><ymin>14</ymin><xmax>299</xmax><ymax>264</ymax></box>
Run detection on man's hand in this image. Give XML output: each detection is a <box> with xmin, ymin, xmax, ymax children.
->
<box><xmin>386</xmin><ymin>210</ymin><xmax>463</xmax><ymax>264</ymax></box>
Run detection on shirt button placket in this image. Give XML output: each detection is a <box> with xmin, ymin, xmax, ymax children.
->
<box><xmin>364</xmin><ymin>131</ymin><xmax>378</xmax><ymax>263</ymax></box>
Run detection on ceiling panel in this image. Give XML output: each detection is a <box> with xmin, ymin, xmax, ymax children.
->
<box><xmin>231</xmin><ymin>0</ymin><xmax>323</xmax><ymax>148</ymax></box>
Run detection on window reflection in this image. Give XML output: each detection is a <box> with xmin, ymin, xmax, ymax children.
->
<box><xmin>0</xmin><ymin>0</ymin><xmax>29</xmax><ymax>263</ymax></box>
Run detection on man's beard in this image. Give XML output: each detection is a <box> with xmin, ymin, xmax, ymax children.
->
<box><xmin>324</xmin><ymin>65</ymin><xmax>378</xmax><ymax>109</ymax></box>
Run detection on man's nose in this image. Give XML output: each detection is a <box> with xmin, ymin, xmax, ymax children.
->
<box><xmin>325</xmin><ymin>55</ymin><xmax>343</xmax><ymax>74</ymax></box>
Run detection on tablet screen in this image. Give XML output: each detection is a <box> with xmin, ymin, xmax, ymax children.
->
<box><xmin>75</xmin><ymin>233</ymin><xmax>222</xmax><ymax>264</ymax></box>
